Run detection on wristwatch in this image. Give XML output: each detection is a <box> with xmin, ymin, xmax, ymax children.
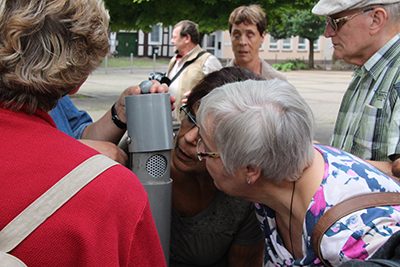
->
<box><xmin>111</xmin><ymin>103</ymin><xmax>127</xmax><ymax>129</ymax></box>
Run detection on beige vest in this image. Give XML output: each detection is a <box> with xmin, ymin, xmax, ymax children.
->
<box><xmin>167</xmin><ymin>45</ymin><xmax>210</xmax><ymax>121</ymax></box>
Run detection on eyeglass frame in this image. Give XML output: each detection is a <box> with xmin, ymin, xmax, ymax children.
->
<box><xmin>325</xmin><ymin>8</ymin><xmax>374</xmax><ymax>31</ymax></box>
<box><xmin>179</xmin><ymin>104</ymin><xmax>199</xmax><ymax>129</ymax></box>
<box><xmin>180</xmin><ymin>105</ymin><xmax>220</xmax><ymax>161</ymax></box>
<box><xmin>196</xmin><ymin>138</ymin><xmax>220</xmax><ymax>161</ymax></box>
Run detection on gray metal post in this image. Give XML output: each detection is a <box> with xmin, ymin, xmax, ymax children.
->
<box><xmin>125</xmin><ymin>93</ymin><xmax>173</xmax><ymax>266</ymax></box>
<box><xmin>153</xmin><ymin>53</ymin><xmax>156</xmax><ymax>73</ymax></box>
<box><xmin>130</xmin><ymin>53</ymin><xmax>133</xmax><ymax>74</ymax></box>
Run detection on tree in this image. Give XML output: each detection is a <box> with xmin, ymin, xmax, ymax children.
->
<box><xmin>268</xmin><ymin>9</ymin><xmax>325</xmax><ymax>69</ymax></box>
<box><xmin>104</xmin><ymin>0</ymin><xmax>316</xmax><ymax>34</ymax></box>
<box><xmin>290</xmin><ymin>10</ymin><xmax>325</xmax><ymax>69</ymax></box>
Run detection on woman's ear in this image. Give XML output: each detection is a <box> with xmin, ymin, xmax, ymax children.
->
<box><xmin>244</xmin><ymin>165</ymin><xmax>261</xmax><ymax>185</ymax></box>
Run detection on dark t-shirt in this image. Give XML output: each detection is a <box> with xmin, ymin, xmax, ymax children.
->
<box><xmin>170</xmin><ymin>190</ymin><xmax>264</xmax><ymax>266</ymax></box>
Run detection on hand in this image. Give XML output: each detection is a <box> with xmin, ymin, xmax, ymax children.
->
<box><xmin>181</xmin><ymin>90</ymin><xmax>191</xmax><ymax>105</ymax></box>
<box><xmin>80</xmin><ymin>139</ymin><xmax>128</xmax><ymax>166</ymax></box>
<box><xmin>114</xmin><ymin>81</ymin><xmax>176</xmax><ymax>123</ymax></box>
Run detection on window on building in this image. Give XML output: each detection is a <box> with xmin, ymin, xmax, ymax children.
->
<box><xmin>282</xmin><ymin>37</ymin><xmax>292</xmax><ymax>51</ymax></box>
<box><xmin>298</xmin><ymin>37</ymin><xmax>307</xmax><ymax>51</ymax></box>
<box><xmin>204</xmin><ymin>34</ymin><xmax>216</xmax><ymax>54</ymax></box>
<box><xmin>269</xmin><ymin>36</ymin><xmax>279</xmax><ymax>51</ymax></box>
<box><xmin>206</xmin><ymin>35</ymin><xmax>215</xmax><ymax>47</ymax></box>
<box><xmin>149</xmin><ymin>24</ymin><xmax>162</xmax><ymax>45</ymax></box>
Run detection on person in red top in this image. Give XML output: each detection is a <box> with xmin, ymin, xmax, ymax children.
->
<box><xmin>0</xmin><ymin>0</ymin><xmax>166</xmax><ymax>266</ymax></box>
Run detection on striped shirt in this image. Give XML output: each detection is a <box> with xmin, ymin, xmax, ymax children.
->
<box><xmin>330</xmin><ymin>34</ymin><xmax>400</xmax><ymax>161</ymax></box>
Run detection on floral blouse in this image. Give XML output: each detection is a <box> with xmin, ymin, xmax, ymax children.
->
<box><xmin>255</xmin><ymin>144</ymin><xmax>400</xmax><ymax>266</ymax></box>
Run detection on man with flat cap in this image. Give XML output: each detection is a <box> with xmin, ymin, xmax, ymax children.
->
<box><xmin>313</xmin><ymin>0</ymin><xmax>400</xmax><ymax>177</ymax></box>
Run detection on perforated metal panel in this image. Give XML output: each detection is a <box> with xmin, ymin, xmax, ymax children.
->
<box><xmin>146</xmin><ymin>154</ymin><xmax>167</xmax><ymax>178</ymax></box>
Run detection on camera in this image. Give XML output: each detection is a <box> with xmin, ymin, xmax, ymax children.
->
<box><xmin>149</xmin><ymin>72</ymin><xmax>171</xmax><ymax>86</ymax></box>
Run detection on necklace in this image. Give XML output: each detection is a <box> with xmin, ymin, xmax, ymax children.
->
<box><xmin>289</xmin><ymin>181</ymin><xmax>296</xmax><ymax>259</ymax></box>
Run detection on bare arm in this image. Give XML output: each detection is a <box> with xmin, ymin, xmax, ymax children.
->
<box><xmin>227</xmin><ymin>241</ymin><xmax>265</xmax><ymax>267</ymax></box>
<box><xmin>393</xmin><ymin>157</ymin><xmax>400</xmax><ymax>178</ymax></box>
<box><xmin>366</xmin><ymin>160</ymin><xmax>394</xmax><ymax>176</ymax></box>
<box><xmin>366</xmin><ymin>154</ymin><xmax>400</xmax><ymax>180</ymax></box>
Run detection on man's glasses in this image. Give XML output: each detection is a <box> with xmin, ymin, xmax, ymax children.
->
<box><xmin>325</xmin><ymin>8</ymin><xmax>374</xmax><ymax>31</ymax></box>
<box><xmin>196</xmin><ymin>138</ymin><xmax>220</xmax><ymax>161</ymax></box>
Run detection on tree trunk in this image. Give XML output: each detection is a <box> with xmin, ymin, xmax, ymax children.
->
<box><xmin>308</xmin><ymin>39</ymin><xmax>315</xmax><ymax>69</ymax></box>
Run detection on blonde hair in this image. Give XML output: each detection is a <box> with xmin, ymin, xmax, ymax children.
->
<box><xmin>0</xmin><ymin>0</ymin><xmax>109</xmax><ymax>113</ymax></box>
<box><xmin>228</xmin><ymin>5</ymin><xmax>266</xmax><ymax>36</ymax></box>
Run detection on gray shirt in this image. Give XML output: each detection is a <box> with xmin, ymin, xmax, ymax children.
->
<box><xmin>170</xmin><ymin>190</ymin><xmax>264</xmax><ymax>267</ymax></box>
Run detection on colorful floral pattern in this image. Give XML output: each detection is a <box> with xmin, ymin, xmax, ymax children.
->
<box><xmin>255</xmin><ymin>144</ymin><xmax>400</xmax><ymax>266</ymax></box>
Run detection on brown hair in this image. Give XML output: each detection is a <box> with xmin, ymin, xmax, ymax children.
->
<box><xmin>0</xmin><ymin>0</ymin><xmax>109</xmax><ymax>113</ymax></box>
<box><xmin>228</xmin><ymin>5</ymin><xmax>266</xmax><ymax>36</ymax></box>
<box><xmin>186</xmin><ymin>66</ymin><xmax>265</xmax><ymax>115</ymax></box>
<box><xmin>174</xmin><ymin>20</ymin><xmax>200</xmax><ymax>45</ymax></box>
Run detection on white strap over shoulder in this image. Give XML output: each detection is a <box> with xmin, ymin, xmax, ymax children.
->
<box><xmin>0</xmin><ymin>251</ymin><xmax>27</xmax><ymax>267</ymax></box>
<box><xmin>0</xmin><ymin>154</ymin><xmax>118</xmax><ymax>253</ymax></box>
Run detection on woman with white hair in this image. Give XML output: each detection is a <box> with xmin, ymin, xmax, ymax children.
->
<box><xmin>196</xmin><ymin>79</ymin><xmax>400</xmax><ymax>266</ymax></box>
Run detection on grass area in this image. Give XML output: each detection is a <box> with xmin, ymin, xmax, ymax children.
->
<box><xmin>69</xmin><ymin>94</ymin><xmax>90</xmax><ymax>99</ymax></box>
<box><xmin>100</xmin><ymin>56</ymin><xmax>170</xmax><ymax>68</ymax></box>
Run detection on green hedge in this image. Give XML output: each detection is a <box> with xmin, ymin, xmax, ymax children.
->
<box><xmin>272</xmin><ymin>58</ymin><xmax>308</xmax><ymax>72</ymax></box>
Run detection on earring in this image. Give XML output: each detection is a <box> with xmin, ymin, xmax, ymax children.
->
<box><xmin>247</xmin><ymin>179</ymin><xmax>251</xmax><ymax>185</ymax></box>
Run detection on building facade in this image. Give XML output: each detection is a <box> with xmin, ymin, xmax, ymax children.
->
<box><xmin>110</xmin><ymin>24</ymin><xmax>334</xmax><ymax>68</ymax></box>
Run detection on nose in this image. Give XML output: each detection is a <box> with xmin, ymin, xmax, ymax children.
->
<box><xmin>238</xmin><ymin>35</ymin><xmax>247</xmax><ymax>46</ymax></box>
<box><xmin>324</xmin><ymin>24</ymin><xmax>336</xmax><ymax>38</ymax></box>
<box><xmin>184</xmin><ymin>126</ymin><xmax>199</xmax><ymax>145</ymax></box>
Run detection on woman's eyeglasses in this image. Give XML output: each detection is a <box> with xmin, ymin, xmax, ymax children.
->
<box><xmin>180</xmin><ymin>105</ymin><xmax>220</xmax><ymax>161</ymax></box>
<box><xmin>196</xmin><ymin>138</ymin><xmax>220</xmax><ymax>161</ymax></box>
<box><xmin>179</xmin><ymin>105</ymin><xmax>198</xmax><ymax>130</ymax></box>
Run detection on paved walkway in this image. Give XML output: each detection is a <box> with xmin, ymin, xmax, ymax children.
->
<box><xmin>72</xmin><ymin>68</ymin><xmax>354</xmax><ymax>144</ymax></box>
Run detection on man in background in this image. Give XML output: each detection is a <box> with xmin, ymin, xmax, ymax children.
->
<box><xmin>227</xmin><ymin>5</ymin><xmax>287</xmax><ymax>81</ymax></box>
<box><xmin>167</xmin><ymin>20</ymin><xmax>222</xmax><ymax>120</ymax></box>
<box><xmin>312</xmin><ymin>0</ymin><xmax>400</xmax><ymax>176</ymax></box>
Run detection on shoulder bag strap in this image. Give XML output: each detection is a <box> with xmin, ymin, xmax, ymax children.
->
<box><xmin>0</xmin><ymin>154</ymin><xmax>118</xmax><ymax>252</ymax></box>
<box><xmin>170</xmin><ymin>51</ymin><xmax>207</xmax><ymax>84</ymax></box>
<box><xmin>311</xmin><ymin>192</ymin><xmax>400</xmax><ymax>267</ymax></box>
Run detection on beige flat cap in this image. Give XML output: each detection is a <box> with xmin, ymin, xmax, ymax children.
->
<box><xmin>312</xmin><ymin>0</ymin><xmax>400</xmax><ymax>16</ymax></box>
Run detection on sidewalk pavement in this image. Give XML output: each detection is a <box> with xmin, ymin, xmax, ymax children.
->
<box><xmin>71</xmin><ymin>68</ymin><xmax>354</xmax><ymax>145</ymax></box>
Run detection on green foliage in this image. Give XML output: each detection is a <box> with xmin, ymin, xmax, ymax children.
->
<box><xmin>104</xmin><ymin>0</ymin><xmax>316</xmax><ymax>34</ymax></box>
<box><xmin>268</xmin><ymin>8</ymin><xmax>325</xmax><ymax>69</ymax></box>
<box><xmin>296</xmin><ymin>62</ymin><xmax>308</xmax><ymax>70</ymax></box>
<box><xmin>290</xmin><ymin>10</ymin><xmax>325</xmax><ymax>41</ymax></box>
<box><xmin>268</xmin><ymin>8</ymin><xmax>325</xmax><ymax>40</ymax></box>
<box><xmin>272</xmin><ymin>58</ymin><xmax>308</xmax><ymax>72</ymax></box>
<box><xmin>99</xmin><ymin>56</ymin><xmax>169</xmax><ymax>68</ymax></box>
<box><xmin>268</xmin><ymin>13</ymin><xmax>292</xmax><ymax>40</ymax></box>
<box><xmin>272</xmin><ymin>63</ymin><xmax>282</xmax><ymax>70</ymax></box>
<box><xmin>268</xmin><ymin>19</ymin><xmax>290</xmax><ymax>39</ymax></box>
<box><xmin>281</xmin><ymin>62</ymin><xmax>296</xmax><ymax>72</ymax></box>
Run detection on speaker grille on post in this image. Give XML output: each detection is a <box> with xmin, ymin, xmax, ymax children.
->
<box><xmin>146</xmin><ymin>154</ymin><xmax>168</xmax><ymax>178</ymax></box>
